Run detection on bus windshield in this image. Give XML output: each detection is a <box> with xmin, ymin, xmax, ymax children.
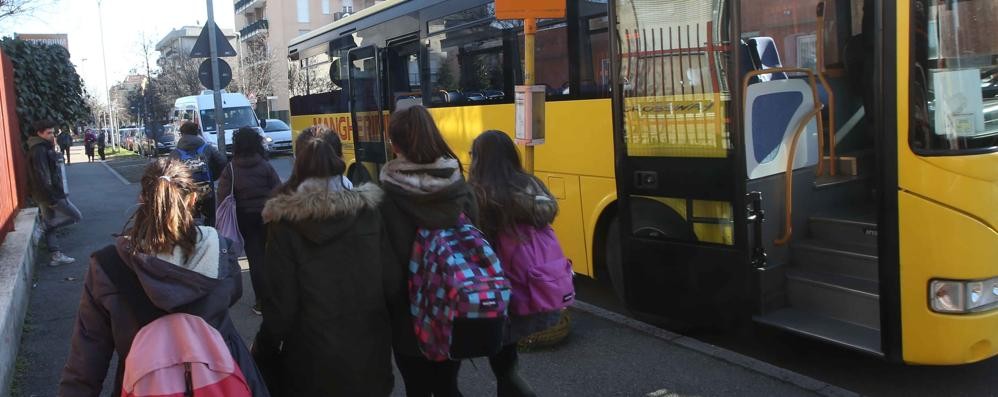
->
<box><xmin>199</xmin><ymin>106</ymin><xmax>258</xmax><ymax>132</ymax></box>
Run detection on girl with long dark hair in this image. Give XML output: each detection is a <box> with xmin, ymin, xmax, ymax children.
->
<box><xmin>259</xmin><ymin>127</ymin><xmax>397</xmax><ymax>395</ymax></box>
<box><xmin>469</xmin><ymin>130</ymin><xmax>562</xmax><ymax>397</ymax></box>
<box><xmin>379</xmin><ymin>105</ymin><xmax>476</xmax><ymax>397</ymax></box>
<box><xmin>216</xmin><ymin>127</ymin><xmax>282</xmax><ymax>315</ymax></box>
<box><xmin>59</xmin><ymin>158</ymin><xmax>269</xmax><ymax>396</ymax></box>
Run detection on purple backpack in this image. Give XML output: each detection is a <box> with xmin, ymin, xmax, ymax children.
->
<box><xmin>408</xmin><ymin>214</ymin><xmax>511</xmax><ymax>361</ymax></box>
<box><xmin>497</xmin><ymin>224</ymin><xmax>575</xmax><ymax>316</ymax></box>
<box><xmin>215</xmin><ymin>164</ymin><xmax>244</xmax><ymax>256</ymax></box>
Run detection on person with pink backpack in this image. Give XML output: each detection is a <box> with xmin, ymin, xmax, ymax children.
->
<box><xmin>469</xmin><ymin>130</ymin><xmax>576</xmax><ymax>397</ymax></box>
<box><xmin>58</xmin><ymin>158</ymin><xmax>269</xmax><ymax>397</ymax></box>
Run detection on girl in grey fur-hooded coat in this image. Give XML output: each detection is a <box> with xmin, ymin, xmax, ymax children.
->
<box><xmin>261</xmin><ymin>179</ymin><xmax>400</xmax><ymax>396</ymax></box>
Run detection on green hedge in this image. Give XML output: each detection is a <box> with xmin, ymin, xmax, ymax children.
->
<box><xmin>0</xmin><ymin>38</ymin><xmax>90</xmax><ymax>145</ymax></box>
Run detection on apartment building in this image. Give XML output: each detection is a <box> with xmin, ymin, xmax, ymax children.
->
<box><xmin>155</xmin><ymin>26</ymin><xmax>239</xmax><ymax>68</ymax></box>
<box><xmin>234</xmin><ymin>0</ymin><xmax>362</xmax><ymax>121</ymax></box>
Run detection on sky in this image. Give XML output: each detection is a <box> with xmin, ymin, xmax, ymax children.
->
<box><xmin>0</xmin><ymin>0</ymin><xmax>237</xmax><ymax>102</ymax></box>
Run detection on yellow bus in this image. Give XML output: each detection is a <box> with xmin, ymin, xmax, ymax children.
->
<box><xmin>288</xmin><ymin>0</ymin><xmax>998</xmax><ymax>364</ymax></box>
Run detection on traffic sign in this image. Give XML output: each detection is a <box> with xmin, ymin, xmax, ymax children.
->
<box><xmin>190</xmin><ymin>22</ymin><xmax>237</xmax><ymax>58</ymax></box>
<box><xmin>198</xmin><ymin>58</ymin><xmax>232</xmax><ymax>89</ymax></box>
<box><xmin>495</xmin><ymin>0</ymin><xmax>566</xmax><ymax>19</ymax></box>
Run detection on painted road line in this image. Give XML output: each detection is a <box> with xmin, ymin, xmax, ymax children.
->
<box><xmin>101</xmin><ymin>161</ymin><xmax>131</xmax><ymax>185</ymax></box>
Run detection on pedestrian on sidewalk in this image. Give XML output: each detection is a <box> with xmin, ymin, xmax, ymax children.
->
<box><xmin>215</xmin><ymin>127</ymin><xmax>281</xmax><ymax>316</ymax></box>
<box><xmin>83</xmin><ymin>129</ymin><xmax>96</xmax><ymax>162</ymax></box>
<box><xmin>96</xmin><ymin>129</ymin><xmax>106</xmax><ymax>161</ymax></box>
<box><xmin>470</xmin><ymin>130</ymin><xmax>566</xmax><ymax>397</ymax></box>
<box><xmin>379</xmin><ymin>105</ymin><xmax>476</xmax><ymax>397</ymax></box>
<box><xmin>58</xmin><ymin>158</ymin><xmax>270</xmax><ymax>397</ymax></box>
<box><xmin>256</xmin><ymin>127</ymin><xmax>398</xmax><ymax>396</ymax></box>
<box><xmin>56</xmin><ymin>127</ymin><xmax>72</xmax><ymax>164</ymax></box>
<box><xmin>171</xmin><ymin>121</ymin><xmax>228</xmax><ymax>227</ymax></box>
<box><xmin>26</xmin><ymin>120</ymin><xmax>82</xmax><ymax>267</ymax></box>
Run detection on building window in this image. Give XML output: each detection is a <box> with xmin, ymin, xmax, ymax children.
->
<box><xmin>297</xmin><ymin>0</ymin><xmax>310</xmax><ymax>23</ymax></box>
<box><xmin>322</xmin><ymin>0</ymin><xmax>330</xmax><ymax>15</ymax></box>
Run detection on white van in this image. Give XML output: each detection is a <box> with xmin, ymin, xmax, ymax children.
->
<box><xmin>173</xmin><ymin>90</ymin><xmax>269</xmax><ymax>154</ymax></box>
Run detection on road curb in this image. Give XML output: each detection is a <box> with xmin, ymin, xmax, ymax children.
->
<box><xmin>0</xmin><ymin>209</ymin><xmax>40</xmax><ymax>396</ymax></box>
<box><xmin>101</xmin><ymin>160</ymin><xmax>131</xmax><ymax>185</ymax></box>
<box><xmin>571</xmin><ymin>301</ymin><xmax>860</xmax><ymax>397</ymax></box>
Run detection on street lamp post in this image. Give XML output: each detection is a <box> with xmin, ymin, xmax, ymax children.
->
<box><xmin>96</xmin><ymin>0</ymin><xmax>118</xmax><ymax>152</ymax></box>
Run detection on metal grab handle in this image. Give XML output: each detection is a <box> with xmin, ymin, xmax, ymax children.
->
<box><xmin>741</xmin><ymin>67</ymin><xmax>825</xmax><ymax>246</ymax></box>
<box><xmin>774</xmin><ymin>108</ymin><xmax>823</xmax><ymax>246</ymax></box>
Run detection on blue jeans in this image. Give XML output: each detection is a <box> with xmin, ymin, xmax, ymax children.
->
<box><xmin>39</xmin><ymin>198</ymin><xmax>82</xmax><ymax>252</ymax></box>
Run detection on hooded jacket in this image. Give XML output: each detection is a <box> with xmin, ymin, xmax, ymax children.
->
<box><xmin>476</xmin><ymin>175</ymin><xmax>563</xmax><ymax>344</ymax></box>
<box><xmin>216</xmin><ymin>153</ymin><xmax>281</xmax><ymax>214</ymax></box>
<box><xmin>260</xmin><ymin>180</ymin><xmax>399</xmax><ymax>396</ymax></box>
<box><xmin>172</xmin><ymin>134</ymin><xmax>229</xmax><ymax>182</ymax></box>
<box><xmin>58</xmin><ymin>227</ymin><xmax>269</xmax><ymax>397</ymax></box>
<box><xmin>378</xmin><ymin>156</ymin><xmax>478</xmax><ymax>357</ymax></box>
<box><xmin>26</xmin><ymin>135</ymin><xmax>66</xmax><ymax>204</ymax></box>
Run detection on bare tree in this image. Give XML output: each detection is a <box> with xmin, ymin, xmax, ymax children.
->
<box><xmin>0</xmin><ymin>0</ymin><xmax>57</xmax><ymax>23</ymax></box>
<box><xmin>240</xmin><ymin>34</ymin><xmax>274</xmax><ymax>100</ymax></box>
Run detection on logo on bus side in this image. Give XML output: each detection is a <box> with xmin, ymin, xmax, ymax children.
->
<box><xmin>312</xmin><ymin>114</ymin><xmax>354</xmax><ymax>142</ymax></box>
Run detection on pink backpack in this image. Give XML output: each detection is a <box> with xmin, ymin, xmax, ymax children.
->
<box><xmin>121</xmin><ymin>313</ymin><xmax>252</xmax><ymax>397</ymax></box>
<box><xmin>497</xmin><ymin>224</ymin><xmax>575</xmax><ymax>316</ymax></box>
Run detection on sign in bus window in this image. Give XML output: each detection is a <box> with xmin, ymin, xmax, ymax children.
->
<box><xmin>912</xmin><ymin>0</ymin><xmax>998</xmax><ymax>152</ymax></box>
<box><xmin>616</xmin><ymin>0</ymin><xmax>732</xmax><ymax>158</ymax></box>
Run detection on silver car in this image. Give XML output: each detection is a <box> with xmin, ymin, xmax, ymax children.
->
<box><xmin>263</xmin><ymin>119</ymin><xmax>293</xmax><ymax>154</ymax></box>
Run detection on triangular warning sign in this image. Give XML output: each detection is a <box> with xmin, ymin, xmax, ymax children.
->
<box><xmin>190</xmin><ymin>22</ymin><xmax>237</xmax><ymax>58</ymax></box>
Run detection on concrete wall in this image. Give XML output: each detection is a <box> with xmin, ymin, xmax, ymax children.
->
<box><xmin>0</xmin><ymin>208</ymin><xmax>40</xmax><ymax>396</ymax></box>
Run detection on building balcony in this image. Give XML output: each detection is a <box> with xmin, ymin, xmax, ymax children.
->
<box><xmin>234</xmin><ymin>0</ymin><xmax>263</xmax><ymax>14</ymax></box>
<box><xmin>240</xmin><ymin>19</ymin><xmax>269</xmax><ymax>41</ymax></box>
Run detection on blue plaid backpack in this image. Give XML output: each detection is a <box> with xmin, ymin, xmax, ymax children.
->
<box><xmin>408</xmin><ymin>213</ymin><xmax>511</xmax><ymax>361</ymax></box>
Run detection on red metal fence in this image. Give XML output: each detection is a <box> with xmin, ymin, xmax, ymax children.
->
<box><xmin>0</xmin><ymin>48</ymin><xmax>27</xmax><ymax>242</ymax></box>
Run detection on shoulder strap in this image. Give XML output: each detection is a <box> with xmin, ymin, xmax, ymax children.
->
<box><xmin>94</xmin><ymin>246</ymin><xmax>166</xmax><ymax>323</ymax></box>
<box><xmin>195</xmin><ymin>142</ymin><xmax>208</xmax><ymax>156</ymax></box>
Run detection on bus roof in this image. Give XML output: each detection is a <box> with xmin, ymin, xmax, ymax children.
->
<box><xmin>289</xmin><ymin>0</ymin><xmax>406</xmax><ymax>49</ymax></box>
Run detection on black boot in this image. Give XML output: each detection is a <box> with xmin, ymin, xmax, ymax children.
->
<box><xmin>488</xmin><ymin>344</ymin><xmax>536</xmax><ymax>397</ymax></box>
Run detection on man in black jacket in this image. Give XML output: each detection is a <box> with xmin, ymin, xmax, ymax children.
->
<box><xmin>27</xmin><ymin>120</ymin><xmax>82</xmax><ymax>266</ymax></box>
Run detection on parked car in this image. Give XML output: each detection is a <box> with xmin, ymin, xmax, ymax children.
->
<box><xmin>138</xmin><ymin>125</ymin><xmax>177</xmax><ymax>157</ymax></box>
<box><xmin>263</xmin><ymin>119</ymin><xmax>292</xmax><ymax>154</ymax></box>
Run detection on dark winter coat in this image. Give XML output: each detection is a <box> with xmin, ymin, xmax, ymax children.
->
<box><xmin>378</xmin><ymin>156</ymin><xmax>479</xmax><ymax>357</ymax></box>
<box><xmin>26</xmin><ymin>136</ymin><xmax>66</xmax><ymax>205</ymax></box>
<box><xmin>57</xmin><ymin>131</ymin><xmax>72</xmax><ymax>148</ymax></box>
<box><xmin>260</xmin><ymin>180</ymin><xmax>399</xmax><ymax>396</ymax></box>
<box><xmin>58</xmin><ymin>227</ymin><xmax>270</xmax><ymax>397</ymax></box>
<box><xmin>172</xmin><ymin>134</ymin><xmax>229</xmax><ymax>182</ymax></box>
<box><xmin>216</xmin><ymin>153</ymin><xmax>281</xmax><ymax>214</ymax></box>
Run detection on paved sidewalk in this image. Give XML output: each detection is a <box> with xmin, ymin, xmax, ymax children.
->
<box><xmin>12</xmin><ymin>147</ymin><xmax>850</xmax><ymax>397</ymax></box>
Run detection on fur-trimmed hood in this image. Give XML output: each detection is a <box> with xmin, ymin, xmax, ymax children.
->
<box><xmin>263</xmin><ymin>180</ymin><xmax>384</xmax><ymax>243</ymax></box>
<box><xmin>379</xmin><ymin>156</ymin><xmax>461</xmax><ymax>195</ymax></box>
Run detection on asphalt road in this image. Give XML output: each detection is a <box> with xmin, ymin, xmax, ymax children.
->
<box><xmin>572</xmin><ymin>276</ymin><xmax>998</xmax><ymax>397</ymax></box>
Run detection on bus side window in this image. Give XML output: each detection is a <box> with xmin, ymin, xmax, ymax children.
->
<box><xmin>426</xmin><ymin>21</ymin><xmax>508</xmax><ymax>106</ymax></box>
<box><xmin>577</xmin><ymin>7</ymin><xmax>610</xmax><ymax>98</ymax></box>
<box><xmin>517</xmin><ymin>20</ymin><xmax>570</xmax><ymax>99</ymax></box>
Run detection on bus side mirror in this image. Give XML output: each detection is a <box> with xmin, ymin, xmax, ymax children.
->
<box><xmin>259</xmin><ymin>119</ymin><xmax>267</xmax><ymax>129</ymax></box>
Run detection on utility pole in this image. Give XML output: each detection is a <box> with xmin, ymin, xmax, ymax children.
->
<box><xmin>96</xmin><ymin>0</ymin><xmax>118</xmax><ymax>152</ymax></box>
<box><xmin>205</xmin><ymin>0</ymin><xmax>226</xmax><ymax>152</ymax></box>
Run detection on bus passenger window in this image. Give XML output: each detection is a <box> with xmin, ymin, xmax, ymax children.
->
<box><xmin>386</xmin><ymin>40</ymin><xmax>422</xmax><ymax>110</ymax></box>
<box><xmin>427</xmin><ymin>23</ymin><xmax>507</xmax><ymax>106</ymax></box>
<box><xmin>577</xmin><ymin>1</ymin><xmax>610</xmax><ymax>98</ymax></box>
<box><xmin>517</xmin><ymin>21</ymin><xmax>570</xmax><ymax>98</ymax></box>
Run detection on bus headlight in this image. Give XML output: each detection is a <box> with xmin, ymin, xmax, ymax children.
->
<box><xmin>930</xmin><ymin>278</ymin><xmax>998</xmax><ymax>313</ymax></box>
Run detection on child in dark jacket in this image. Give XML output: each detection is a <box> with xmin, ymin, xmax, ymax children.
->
<box><xmin>58</xmin><ymin>158</ymin><xmax>269</xmax><ymax>397</ymax></box>
<box><xmin>469</xmin><ymin>130</ymin><xmax>561</xmax><ymax>397</ymax></box>
<box><xmin>258</xmin><ymin>127</ymin><xmax>398</xmax><ymax>396</ymax></box>
<box><xmin>216</xmin><ymin>127</ymin><xmax>282</xmax><ymax>315</ymax></box>
<box><xmin>379</xmin><ymin>105</ymin><xmax>477</xmax><ymax>397</ymax></box>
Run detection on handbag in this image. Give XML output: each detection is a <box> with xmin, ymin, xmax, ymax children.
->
<box><xmin>215</xmin><ymin>163</ymin><xmax>245</xmax><ymax>256</ymax></box>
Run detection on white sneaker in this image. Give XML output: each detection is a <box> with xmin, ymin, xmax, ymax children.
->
<box><xmin>49</xmin><ymin>251</ymin><xmax>76</xmax><ymax>266</ymax></box>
